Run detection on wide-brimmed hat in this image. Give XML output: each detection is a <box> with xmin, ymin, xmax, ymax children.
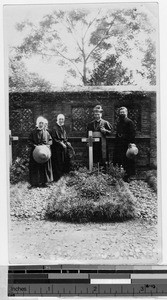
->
<box><xmin>126</xmin><ymin>144</ymin><xmax>138</xmax><ymax>159</ymax></box>
<box><xmin>33</xmin><ymin>145</ymin><xmax>51</xmax><ymax>164</ymax></box>
<box><xmin>93</xmin><ymin>105</ymin><xmax>103</xmax><ymax>113</ymax></box>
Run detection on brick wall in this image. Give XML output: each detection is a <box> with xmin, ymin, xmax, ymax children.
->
<box><xmin>9</xmin><ymin>87</ymin><xmax>157</xmax><ymax>168</ymax></box>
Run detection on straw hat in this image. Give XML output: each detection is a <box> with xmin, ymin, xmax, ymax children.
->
<box><xmin>126</xmin><ymin>144</ymin><xmax>138</xmax><ymax>159</ymax></box>
<box><xmin>33</xmin><ymin>145</ymin><xmax>51</xmax><ymax>164</ymax></box>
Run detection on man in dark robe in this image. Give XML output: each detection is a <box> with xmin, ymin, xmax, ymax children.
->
<box><xmin>51</xmin><ymin>114</ymin><xmax>74</xmax><ymax>181</ymax></box>
<box><xmin>87</xmin><ymin>105</ymin><xmax>112</xmax><ymax>165</ymax></box>
<box><xmin>28</xmin><ymin>116</ymin><xmax>53</xmax><ymax>187</ymax></box>
<box><xmin>113</xmin><ymin>107</ymin><xmax>136</xmax><ymax>181</ymax></box>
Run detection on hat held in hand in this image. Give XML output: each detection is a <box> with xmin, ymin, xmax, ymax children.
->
<box><xmin>126</xmin><ymin>143</ymin><xmax>138</xmax><ymax>159</ymax></box>
<box><xmin>33</xmin><ymin>145</ymin><xmax>51</xmax><ymax>164</ymax></box>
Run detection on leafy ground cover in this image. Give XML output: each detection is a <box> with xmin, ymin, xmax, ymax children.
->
<box><xmin>10</xmin><ymin>168</ymin><xmax>138</xmax><ymax>223</ymax></box>
<box><xmin>10</xmin><ymin>168</ymin><xmax>158</xmax><ymax>264</ymax></box>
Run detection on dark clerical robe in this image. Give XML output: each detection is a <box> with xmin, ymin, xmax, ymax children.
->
<box><xmin>51</xmin><ymin>123</ymin><xmax>71</xmax><ymax>181</ymax></box>
<box><xmin>113</xmin><ymin>117</ymin><xmax>136</xmax><ymax>178</ymax></box>
<box><xmin>28</xmin><ymin>128</ymin><xmax>53</xmax><ymax>186</ymax></box>
<box><xmin>87</xmin><ymin>118</ymin><xmax>112</xmax><ymax>164</ymax></box>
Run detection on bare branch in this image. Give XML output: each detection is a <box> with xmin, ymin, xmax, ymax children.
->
<box><xmin>83</xmin><ymin>9</ymin><xmax>102</xmax><ymax>40</ymax></box>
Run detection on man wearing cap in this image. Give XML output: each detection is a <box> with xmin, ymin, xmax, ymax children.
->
<box><xmin>28</xmin><ymin>116</ymin><xmax>53</xmax><ymax>187</ymax></box>
<box><xmin>87</xmin><ymin>105</ymin><xmax>112</xmax><ymax>164</ymax></box>
<box><xmin>51</xmin><ymin>114</ymin><xmax>74</xmax><ymax>181</ymax></box>
<box><xmin>113</xmin><ymin>107</ymin><xmax>136</xmax><ymax>182</ymax></box>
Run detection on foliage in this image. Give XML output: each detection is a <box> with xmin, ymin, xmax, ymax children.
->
<box><xmin>10</xmin><ymin>147</ymin><xmax>29</xmax><ymax>184</ymax></box>
<box><xmin>136</xmin><ymin>38</ymin><xmax>156</xmax><ymax>85</ymax></box>
<box><xmin>9</xmin><ymin>52</ymin><xmax>53</xmax><ymax>92</ymax></box>
<box><xmin>145</xmin><ymin>169</ymin><xmax>157</xmax><ymax>192</ymax></box>
<box><xmin>14</xmin><ymin>7</ymin><xmax>156</xmax><ymax>86</ymax></box>
<box><xmin>46</xmin><ymin>168</ymin><xmax>137</xmax><ymax>223</ymax></box>
<box><xmin>88</xmin><ymin>55</ymin><xmax>133</xmax><ymax>85</ymax></box>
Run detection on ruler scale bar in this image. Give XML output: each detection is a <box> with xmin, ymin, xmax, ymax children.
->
<box><xmin>8</xmin><ymin>265</ymin><xmax>167</xmax><ymax>297</ymax></box>
<box><xmin>8</xmin><ymin>284</ymin><xmax>167</xmax><ymax>296</ymax></box>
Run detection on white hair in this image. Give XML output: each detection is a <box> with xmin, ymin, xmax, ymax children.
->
<box><xmin>44</xmin><ymin>118</ymin><xmax>48</xmax><ymax>124</ymax></box>
<box><xmin>57</xmin><ymin>114</ymin><xmax>65</xmax><ymax>121</ymax></box>
<box><xmin>119</xmin><ymin>107</ymin><xmax>128</xmax><ymax>113</ymax></box>
<box><xmin>36</xmin><ymin>116</ymin><xmax>45</xmax><ymax>127</ymax></box>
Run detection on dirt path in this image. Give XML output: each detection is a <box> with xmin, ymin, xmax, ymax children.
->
<box><xmin>9</xmin><ymin>218</ymin><xmax>159</xmax><ymax>265</ymax></box>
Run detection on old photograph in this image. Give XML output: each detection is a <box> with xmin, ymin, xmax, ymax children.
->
<box><xmin>5</xmin><ymin>2</ymin><xmax>160</xmax><ymax>264</ymax></box>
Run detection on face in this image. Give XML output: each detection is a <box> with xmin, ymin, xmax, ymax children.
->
<box><xmin>38</xmin><ymin>121</ymin><xmax>44</xmax><ymax>129</ymax></box>
<box><xmin>94</xmin><ymin>112</ymin><xmax>102</xmax><ymax>121</ymax></box>
<box><xmin>58</xmin><ymin>117</ymin><xmax>65</xmax><ymax>126</ymax></box>
<box><xmin>45</xmin><ymin>122</ymin><xmax>48</xmax><ymax>129</ymax></box>
<box><xmin>119</xmin><ymin>108</ymin><xmax>127</xmax><ymax>119</ymax></box>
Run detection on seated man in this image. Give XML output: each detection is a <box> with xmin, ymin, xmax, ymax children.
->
<box><xmin>51</xmin><ymin>114</ymin><xmax>74</xmax><ymax>181</ymax></box>
<box><xmin>87</xmin><ymin>105</ymin><xmax>112</xmax><ymax>165</ymax></box>
<box><xmin>113</xmin><ymin>106</ymin><xmax>136</xmax><ymax>181</ymax></box>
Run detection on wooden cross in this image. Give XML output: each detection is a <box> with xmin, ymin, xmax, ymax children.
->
<box><xmin>9</xmin><ymin>130</ymin><xmax>19</xmax><ymax>165</ymax></box>
<box><xmin>82</xmin><ymin>131</ymin><xmax>100</xmax><ymax>171</ymax></box>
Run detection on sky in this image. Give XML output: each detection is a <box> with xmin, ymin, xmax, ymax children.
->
<box><xmin>3</xmin><ymin>2</ymin><xmax>158</xmax><ymax>87</ymax></box>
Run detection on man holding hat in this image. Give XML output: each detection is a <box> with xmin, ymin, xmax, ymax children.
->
<box><xmin>87</xmin><ymin>105</ymin><xmax>112</xmax><ymax>164</ymax></box>
<box><xmin>28</xmin><ymin>116</ymin><xmax>53</xmax><ymax>187</ymax></box>
<box><xmin>113</xmin><ymin>107</ymin><xmax>136</xmax><ymax>182</ymax></box>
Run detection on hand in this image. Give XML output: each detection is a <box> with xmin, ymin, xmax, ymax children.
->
<box><xmin>100</xmin><ymin>127</ymin><xmax>106</xmax><ymax>133</ymax></box>
<box><xmin>60</xmin><ymin>142</ymin><xmax>67</xmax><ymax>149</ymax></box>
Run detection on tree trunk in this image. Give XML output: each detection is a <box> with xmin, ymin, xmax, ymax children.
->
<box><xmin>82</xmin><ymin>57</ymin><xmax>87</xmax><ymax>85</ymax></box>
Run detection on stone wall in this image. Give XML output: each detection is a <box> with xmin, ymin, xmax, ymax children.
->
<box><xmin>9</xmin><ymin>87</ymin><xmax>157</xmax><ymax>168</ymax></box>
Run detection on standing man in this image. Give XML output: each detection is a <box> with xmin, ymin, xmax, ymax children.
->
<box><xmin>113</xmin><ymin>107</ymin><xmax>136</xmax><ymax>181</ymax></box>
<box><xmin>87</xmin><ymin>105</ymin><xmax>112</xmax><ymax>164</ymax></box>
<box><xmin>51</xmin><ymin>114</ymin><xmax>74</xmax><ymax>181</ymax></box>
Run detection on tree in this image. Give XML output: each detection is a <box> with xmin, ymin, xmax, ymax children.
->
<box><xmin>9</xmin><ymin>52</ymin><xmax>53</xmax><ymax>92</ymax></box>
<box><xmin>15</xmin><ymin>8</ymin><xmax>156</xmax><ymax>85</ymax></box>
<box><xmin>137</xmin><ymin>38</ymin><xmax>156</xmax><ymax>85</ymax></box>
<box><xmin>88</xmin><ymin>54</ymin><xmax>133</xmax><ymax>85</ymax></box>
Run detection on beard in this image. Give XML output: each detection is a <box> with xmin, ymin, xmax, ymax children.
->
<box><xmin>119</xmin><ymin>114</ymin><xmax>126</xmax><ymax>120</ymax></box>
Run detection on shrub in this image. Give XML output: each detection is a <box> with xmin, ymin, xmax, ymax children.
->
<box><xmin>106</xmin><ymin>162</ymin><xmax>125</xmax><ymax>180</ymax></box>
<box><xmin>10</xmin><ymin>147</ymin><xmax>29</xmax><ymax>184</ymax></box>
<box><xmin>145</xmin><ymin>169</ymin><xmax>157</xmax><ymax>192</ymax></box>
<box><xmin>45</xmin><ymin>169</ymin><xmax>137</xmax><ymax>223</ymax></box>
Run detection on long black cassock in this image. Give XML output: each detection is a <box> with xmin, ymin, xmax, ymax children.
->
<box><xmin>113</xmin><ymin>117</ymin><xmax>136</xmax><ymax>177</ymax></box>
<box><xmin>87</xmin><ymin>118</ymin><xmax>112</xmax><ymax>164</ymax></box>
<box><xmin>28</xmin><ymin>128</ymin><xmax>53</xmax><ymax>186</ymax></box>
<box><xmin>51</xmin><ymin>123</ymin><xmax>70</xmax><ymax>181</ymax></box>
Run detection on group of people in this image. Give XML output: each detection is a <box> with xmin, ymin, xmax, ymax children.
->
<box><xmin>28</xmin><ymin>105</ymin><xmax>136</xmax><ymax>187</ymax></box>
<box><xmin>28</xmin><ymin>114</ymin><xmax>73</xmax><ymax>187</ymax></box>
<box><xmin>87</xmin><ymin>105</ymin><xmax>136</xmax><ymax>181</ymax></box>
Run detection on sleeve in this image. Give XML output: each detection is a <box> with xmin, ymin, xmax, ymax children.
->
<box><xmin>104</xmin><ymin>121</ymin><xmax>113</xmax><ymax>135</ymax></box>
<box><xmin>128</xmin><ymin>120</ymin><xmax>135</xmax><ymax>143</ymax></box>
<box><xmin>47</xmin><ymin>132</ymin><xmax>53</xmax><ymax>146</ymax></box>
<box><xmin>51</xmin><ymin>129</ymin><xmax>60</xmax><ymax>144</ymax></box>
<box><xmin>28</xmin><ymin>131</ymin><xmax>35</xmax><ymax>148</ymax></box>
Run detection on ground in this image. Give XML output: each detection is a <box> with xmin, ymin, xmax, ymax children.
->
<box><xmin>9</xmin><ymin>179</ymin><xmax>160</xmax><ymax>264</ymax></box>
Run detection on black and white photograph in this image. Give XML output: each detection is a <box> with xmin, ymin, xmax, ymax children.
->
<box><xmin>5</xmin><ymin>2</ymin><xmax>160</xmax><ymax>265</ymax></box>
